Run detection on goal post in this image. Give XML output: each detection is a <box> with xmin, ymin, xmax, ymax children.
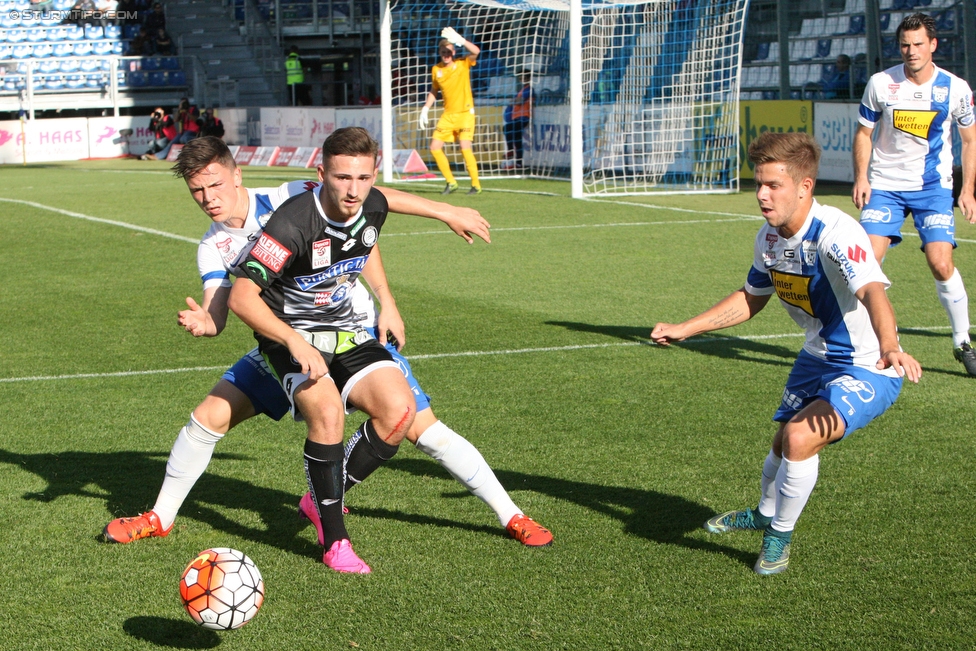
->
<box><xmin>381</xmin><ymin>0</ymin><xmax>748</xmax><ymax>196</ymax></box>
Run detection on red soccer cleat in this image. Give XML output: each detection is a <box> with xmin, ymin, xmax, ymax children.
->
<box><xmin>103</xmin><ymin>510</ymin><xmax>173</xmax><ymax>544</ymax></box>
<box><xmin>506</xmin><ymin>514</ymin><xmax>553</xmax><ymax>547</ymax></box>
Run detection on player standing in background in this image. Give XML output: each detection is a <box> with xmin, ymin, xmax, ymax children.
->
<box><xmin>102</xmin><ymin>136</ymin><xmax>552</xmax><ymax>558</ymax></box>
<box><xmin>653</xmin><ymin>133</ymin><xmax>921</xmax><ymax>575</ymax></box>
<box><xmin>418</xmin><ymin>27</ymin><xmax>482</xmax><ymax>195</ymax></box>
<box><xmin>852</xmin><ymin>12</ymin><xmax>976</xmax><ymax>376</ymax></box>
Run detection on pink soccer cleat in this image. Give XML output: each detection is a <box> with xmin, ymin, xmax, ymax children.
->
<box><xmin>298</xmin><ymin>491</ymin><xmax>325</xmax><ymax>546</ymax></box>
<box><xmin>323</xmin><ymin>539</ymin><xmax>371</xmax><ymax>574</ymax></box>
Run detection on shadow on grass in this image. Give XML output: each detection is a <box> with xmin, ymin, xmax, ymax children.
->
<box><xmin>0</xmin><ymin>449</ymin><xmax>316</xmax><ymax>558</ymax></box>
<box><xmin>364</xmin><ymin>458</ymin><xmax>756</xmax><ymax>567</ymax></box>
<box><xmin>546</xmin><ymin>320</ymin><xmax>796</xmax><ymax>367</ymax></box>
<box><xmin>122</xmin><ymin>616</ymin><xmax>220</xmax><ymax>649</ymax></box>
<box><xmin>0</xmin><ymin>448</ymin><xmax>755</xmax><ymax>569</ymax></box>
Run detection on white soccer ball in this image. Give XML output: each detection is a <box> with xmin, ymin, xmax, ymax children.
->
<box><xmin>179</xmin><ymin>547</ymin><xmax>265</xmax><ymax>630</ymax></box>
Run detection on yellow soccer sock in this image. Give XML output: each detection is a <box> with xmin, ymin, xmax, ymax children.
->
<box><xmin>462</xmin><ymin>148</ymin><xmax>480</xmax><ymax>189</ymax></box>
<box><xmin>431</xmin><ymin>149</ymin><xmax>456</xmax><ymax>185</ymax></box>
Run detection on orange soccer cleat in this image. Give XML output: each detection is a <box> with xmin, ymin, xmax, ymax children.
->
<box><xmin>505</xmin><ymin>514</ymin><xmax>553</xmax><ymax>547</ymax></box>
<box><xmin>103</xmin><ymin>510</ymin><xmax>173</xmax><ymax>544</ymax></box>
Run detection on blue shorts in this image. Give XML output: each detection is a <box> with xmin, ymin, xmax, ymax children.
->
<box><xmin>859</xmin><ymin>188</ymin><xmax>956</xmax><ymax>250</ymax></box>
<box><xmin>773</xmin><ymin>350</ymin><xmax>903</xmax><ymax>438</ymax></box>
<box><xmin>222</xmin><ymin>332</ymin><xmax>431</xmax><ymax>422</ymax></box>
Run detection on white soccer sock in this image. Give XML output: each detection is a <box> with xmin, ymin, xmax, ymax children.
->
<box><xmin>414</xmin><ymin>421</ymin><xmax>521</xmax><ymax>527</ymax></box>
<box><xmin>153</xmin><ymin>414</ymin><xmax>224</xmax><ymax>530</ymax></box>
<box><xmin>771</xmin><ymin>454</ymin><xmax>819</xmax><ymax>533</ymax></box>
<box><xmin>757</xmin><ymin>450</ymin><xmax>782</xmax><ymax>519</ymax></box>
<box><xmin>935</xmin><ymin>268</ymin><xmax>971</xmax><ymax>347</ymax></box>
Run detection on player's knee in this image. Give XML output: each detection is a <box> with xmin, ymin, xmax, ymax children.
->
<box><xmin>928</xmin><ymin>259</ymin><xmax>955</xmax><ymax>281</ymax></box>
<box><xmin>303</xmin><ymin>400</ymin><xmax>345</xmax><ymax>443</ymax></box>
<box><xmin>379</xmin><ymin>402</ymin><xmax>415</xmax><ymax>445</ymax></box>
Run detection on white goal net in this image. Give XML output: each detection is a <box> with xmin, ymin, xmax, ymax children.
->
<box><xmin>381</xmin><ymin>0</ymin><xmax>748</xmax><ymax>196</ymax></box>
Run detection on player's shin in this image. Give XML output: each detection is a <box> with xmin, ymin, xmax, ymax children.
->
<box><xmin>304</xmin><ymin>440</ymin><xmax>348</xmax><ymax>548</ymax></box>
<box><xmin>771</xmin><ymin>455</ymin><xmax>819</xmax><ymax>533</ymax></box>
<box><xmin>431</xmin><ymin>149</ymin><xmax>456</xmax><ymax>184</ymax></box>
<box><xmin>935</xmin><ymin>269</ymin><xmax>971</xmax><ymax>346</ymax></box>
<box><xmin>415</xmin><ymin>421</ymin><xmax>520</xmax><ymax>527</ymax></box>
<box><xmin>756</xmin><ymin>450</ymin><xmax>781</xmax><ymax>523</ymax></box>
<box><xmin>154</xmin><ymin>415</ymin><xmax>225</xmax><ymax>529</ymax></box>
<box><xmin>343</xmin><ymin>420</ymin><xmax>400</xmax><ymax>491</ymax></box>
<box><xmin>461</xmin><ymin>149</ymin><xmax>480</xmax><ymax>190</ymax></box>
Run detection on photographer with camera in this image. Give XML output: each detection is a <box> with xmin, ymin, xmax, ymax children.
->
<box><xmin>141</xmin><ymin>106</ymin><xmax>176</xmax><ymax>160</ymax></box>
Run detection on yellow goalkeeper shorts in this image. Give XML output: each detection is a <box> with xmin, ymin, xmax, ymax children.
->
<box><xmin>433</xmin><ymin>110</ymin><xmax>476</xmax><ymax>143</ymax></box>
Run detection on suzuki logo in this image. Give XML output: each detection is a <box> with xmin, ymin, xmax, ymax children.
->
<box><xmin>848</xmin><ymin>245</ymin><xmax>867</xmax><ymax>264</ymax></box>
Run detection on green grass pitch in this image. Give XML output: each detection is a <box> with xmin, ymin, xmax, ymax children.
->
<box><xmin>0</xmin><ymin>161</ymin><xmax>974</xmax><ymax>649</ymax></box>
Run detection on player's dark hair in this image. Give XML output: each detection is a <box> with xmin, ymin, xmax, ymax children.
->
<box><xmin>321</xmin><ymin>127</ymin><xmax>378</xmax><ymax>169</ymax></box>
<box><xmin>897</xmin><ymin>12</ymin><xmax>937</xmax><ymax>42</ymax></box>
<box><xmin>171</xmin><ymin>136</ymin><xmax>236</xmax><ymax>179</ymax></box>
<box><xmin>748</xmin><ymin>132</ymin><xmax>820</xmax><ymax>185</ymax></box>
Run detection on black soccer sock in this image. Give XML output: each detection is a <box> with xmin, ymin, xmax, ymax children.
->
<box><xmin>304</xmin><ymin>439</ymin><xmax>347</xmax><ymax>548</ymax></box>
<box><xmin>343</xmin><ymin>420</ymin><xmax>400</xmax><ymax>492</ymax></box>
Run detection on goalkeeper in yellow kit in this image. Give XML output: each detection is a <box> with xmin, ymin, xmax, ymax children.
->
<box><xmin>419</xmin><ymin>27</ymin><xmax>482</xmax><ymax>195</ymax></box>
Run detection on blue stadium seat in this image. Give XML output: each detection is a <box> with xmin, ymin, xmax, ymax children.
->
<box><xmin>141</xmin><ymin>56</ymin><xmax>159</xmax><ymax>70</ymax></box>
<box><xmin>38</xmin><ymin>59</ymin><xmax>59</xmax><ymax>73</ymax></box>
<box><xmin>816</xmin><ymin>38</ymin><xmax>831</xmax><ymax>59</ymax></box>
<box><xmin>43</xmin><ymin>73</ymin><xmax>64</xmax><ymax>89</ymax></box>
<box><xmin>123</xmin><ymin>23</ymin><xmax>140</xmax><ymax>39</ymax></box>
<box><xmin>112</xmin><ymin>41</ymin><xmax>123</xmax><ymax>54</ymax></box>
<box><xmin>80</xmin><ymin>58</ymin><xmax>100</xmax><ymax>72</ymax></box>
<box><xmin>47</xmin><ymin>26</ymin><xmax>68</xmax><ymax>41</ymax></box>
<box><xmin>65</xmin><ymin>24</ymin><xmax>84</xmax><ymax>40</ymax></box>
<box><xmin>32</xmin><ymin>42</ymin><xmax>53</xmax><ymax>57</ymax></box>
<box><xmin>53</xmin><ymin>0</ymin><xmax>73</xmax><ymax>9</ymax></box>
<box><xmin>26</xmin><ymin>27</ymin><xmax>47</xmax><ymax>42</ymax></box>
<box><xmin>84</xmin><ymin>24</ymin><xmax>104</xmax><ymax>39</ymax></box>
<box><xmin>65</xmin><ymin>73</ymin><xmax>85</xmax><ymax>89</ymax></box>
<box><xmin>6</xmin><ymin>28</ymin><xmax>26</xmax><ymax>42</ymax></box>
<box><xmin>93</xmin><ymin>40</ymin><xmax>113</xmax><ymax>55</ymax></box>
<box><xmin>11</xmin><ymin>43</ymin><xmax>32</xmax><ymax>57</ymax></box>
<box><xmin>0</xmin><ymin>14</ymin><xmax>18</xmax><ymax>28</ymax></box>
<box><xmin>0</xmin><ymin>44</ymin><xmax>11</xmax><ymax>58</ymax></box>
<box><xmin>147</xmin><ymin>70</ymin><xmax>166</xmax><ymax>86</ymax></box>
<box><xmin>882</xmin><ymin>36</ymin><xmax>898</xmax><ymax>58</ymax></box>
<box><xmin>159</xmin><ymin>56</ymin><xmax>179</xmax><ymax>69</ymax></box>
<box><xmin>60</xmin><ymin>58</ymin><xmax>80</xmax><ymax>72</ymax></box>
<box><xmin>52</xmin><ymin>42</ymin><xmax>73</xmax><ymax>56</ymax></box>
<box><xmin>754</xmin><ymin>42</ymin><xmax>769</xmax><ymax>61</ymax></box>
<box><xmin>3</xmin><ymin>75</ymin><xmax>25</xmax><ymax>91</ymax></box>
<box><xmin>39</xmin><ymin>14</ymin><xmax>60</xmax><ymax>27</ymax></box>
<box><xmin>127</xmin><ymin>70</ymin><xmax>146</xmax><ymax>86</ymax></box>
<box><xmin>934</xmin><ymin>10</ymin><xmax>954</xmax><ymax>31</ymax></box>
<box><xmin>85</xmin><ymin>73</ymin><xmax>104</xmax><ymax>88</ymax></box>
<box><xmin>73</xmin><ymin>41</ymin><xmax>93</xmax><ymax>55</ymax></box>
<box><xmin>847</xmin><ymin>15</ymin><xmax>865</xmax><ymax>34</ymax></box>
<box><xmin>168</xmin><ymin>69</ymin><xmax>186</xmax><ymax>85</ymax></box>
<box><xmin>104</xmin><ymin>24</ymin><xmax>121</xmax><ymax>39</ymax></box>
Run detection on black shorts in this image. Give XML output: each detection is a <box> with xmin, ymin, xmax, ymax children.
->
<box><xmin>257</xmin><ymin>329</ymin><xmax>399</xmax><ymax>416</ymax></box>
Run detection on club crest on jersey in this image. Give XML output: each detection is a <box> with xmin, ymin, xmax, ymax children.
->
<box><xmin>362</xmin><ymin>226</ymin><xmax>378</xmax><ymax>247</ymax></box>
<box><xmin>892</xmin><ymin>109</ymin><xmax>937</xmax><ymax>139</ymax></box>
<box><xmin>801</xmin><ymin>242</ymin><xmax>817</xmax><ymax>266</ymax></box>
<box><xmin>311</xmin><ymin>239</ymin><xmax>331</xmax><ymax>269</ymax></box>
<box><xmin>933</xmin><ymin>86</ymin><xmax>948</xmax><ymax>103</ymax></box>
<box><xmin>250</xmin><ymin>233</ymin><xmax>291</xmax><ymax>272</ymax></box>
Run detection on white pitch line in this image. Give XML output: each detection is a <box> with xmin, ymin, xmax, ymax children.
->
<box><xmin>0</xmin><ymin>327</ymin><xmax>951</xmax><ymax>384</ymax></box>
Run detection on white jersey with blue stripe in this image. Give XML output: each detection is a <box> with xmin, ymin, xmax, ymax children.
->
<box><xmin>858</xmin><ymin>63</ymin><xmax>975</xmax><ymax>191</ymax></box>
<box><xmin>195</xmin><ymin>180</ymin><xmax>377</xmax><ymax>324</ymax></box>
<box><xmin>745</xmin><ymin>200</ymin><xmax>897</xmax><ymax>375</ymax></box>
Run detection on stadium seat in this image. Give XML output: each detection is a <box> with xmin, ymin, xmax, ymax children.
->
<box><xmin>816</xmin><ymin>38</ymin><xmax>832</xmax><ymax>59</ymax></box>
<box><xmin>0</xmin><ymin>44</ymin><xmax>11</xmax><ymax>58</ymax></box>
<box><xmin>5</xmin><ymin>27</ymin><xmax>25</xmax><ymax>42</ymax></box>
<box><xmin>65</xmin><ymin>24</ymin><xmax>84</xmax><ymax>40</ymax></box>
<box><xmin>141</xmin><ymin>56</ymin><xmax>159</xmax><ymax>70</ymax></box>
<box><xmin>38</xmin><ymin>59</ymin><xmax>59</xmax><ymax>73</ymax></box>
<box><xmin>43</xmin><ymin>73</ymin><xmax>64</xmax><ymax>89</ymax></box>
<box><xmin>47</xmin><ymin>26</ymin><xmax>68</xmax><ymax>41</ymax></box>
<box><xmin>80</xmin><ymin>58</ymin><xmax>100</xmax><ymax>72</ymax></box>
<box><xmin>26</xmin><ymin>27</ymin><xmax>47</xmax><ymax>42</ymax></box>
<box><xmin>847</xmin><ymin>14</ymin><xmax>865</xmax><ymax>34</ymax></box>
<box><xmin>84</xmin><ymin>73</ymin><xmax>104</xmax><ymax>88</ymax></box>
<box><xmin>53</xmin><ymin>0</ymin><xmax>74</xmax><ymax>9</ymax></box>
<box><xmin>65</xmin><ymin>73</ymin><xmax>85</xmax><ymax>89</ymax></box>
<box><xmin>754</xmin><ymin>41</ymin><xmax>769</xmax><ymax>61</ymax></box>
<box><xmin>147</xmin><ymin>70</ymin><xmax>166</xmax><ymax>86</ymax></box>
<box><xmin>84</xmin><ymin>25</ymin><xmax>104</xmax><ymax>40</ymax></box>
<box><xmin>3</xmin><ymin>75</ymin><xmax>25</xmax><ymax>91</ymax></box>
<box><xmin>0</xmin><ymin>14</ymin><xmax>17</xmax><ymax>28</ymax></box>
<box><xmin>31</xmin><ymin>42</ymin><xmax>53</xmax><ymax>57</ymax></box>
<box><xmin>159</xmin><ymin>56</ymin><xmax>179</xmax><ymax>70</ymax></box>
<box><xmin>112</xmin><ymin>41</ymin><xmax>123</xmax><ymax>54</ymax></box>
<box><xmin>123</xmin><ymin>23</ymin><xmax>140</xmax><ymax>39</ymax></box>
<box><xmin>60</xmin><ymin>58</ymin><xmax>80</xmax><ymax>72</ymax></box>
<box><xmin>39</xmin><ymin>14</ymin><xmax>60</xmax><ymax>27</ymax></box>
<box><xmin>168</xmin><ymin>69</ymin><xmax>186</xmax><ymax>85</ymax></box>
<box><xmin>878</xmin><ymin>12</ymin><xmax>890</xmax><ymax>31</ymax></box>
<box><xmin>11</xmin><ymin>43</ymin><xmax>32</xmax><ymax>57</ymax></box>
<box><xmin>934</xmin><ymin>10</ymin><xmax>954</xmax><ymax>31</ymax></box>
<box><xmin>73</xmin><ymin>41</ymin><xmax>92</xmax><ymax>55</ymax></box>
<box><xmin>104</xmin><ymin>24</ymin><xmax>121</xmax><ymax>39</ymax></box>
<box><xmin>127</xmin><ymin>70</ymin><xmax>146</xmax><ymax>86</ymax></box>
<box><xmin>52</xmin><ymin>42</ymin><xmax>73</xmax><ymax>56</ymax></box>
<box><xmin>93</xmin><ymin>40</ymin><xmax>113</xmax><ymax>55</ymax></box>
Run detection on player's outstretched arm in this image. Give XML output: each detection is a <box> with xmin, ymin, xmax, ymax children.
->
<box><xmin>228</xmin><ymin>278</ymin><xmax>327</xmax><ymax>380</ymax></box>
<box><xmin>856</xmin><ymin>281</ymin><xmax>922</xmax><ymax>383</ymax></box>
<box><xmin>441</xmin><ymin>27</ymin><xmax>479</xmax><ymax>58</ymax></box>
<box><xmin>957</xmin><ymin>124</ymin><xmax>976</xmax><ymax>223</ymax></box>
<box><xmin>852</xmin><ymin>125</ymin><xmax>874</xmax><ymax>209</ymax></box>
<box><xmin>375</xmin><ymin>185</ymin><xmax>491</xmax><ymax>243</ymax></box>
<box><xmin>177</xmin><ymin>286</ymin><xmax>230</xmax><ymax>337</ymax></box>
<box><xmin>360</xmin><ymin>244</ymin><xmax>405</xmax><ymax>351</ymax></box>
<box><xmin>651</xmin><ymin>288</ymin><xmax>769</xmax><ymax>346</ymax></box>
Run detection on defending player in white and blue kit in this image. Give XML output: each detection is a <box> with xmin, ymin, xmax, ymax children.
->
<box><xmin>853</xmin><ymin>12</ymin><xmax>976</xmax><ymax>375</ymax></box>
<box><xmin>103</xmin><ymin>135</ymin><xmax>553</xmax><ymax>550</ymax></box>
<box><xmin>653</xmin><ymin>133</ymin><xmax>921</xmax><ymax>575</ymax></box>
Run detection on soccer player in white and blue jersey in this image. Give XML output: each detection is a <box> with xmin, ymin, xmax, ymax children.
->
<box><xmin>853</xmin><ymin>12</ymin><xmax>976</xmax><ymax>375</ymax></box>
<box><xmin>652</xmin><ymin>133</ymin><xmax>921</xmax><ymax>575</ymax></box>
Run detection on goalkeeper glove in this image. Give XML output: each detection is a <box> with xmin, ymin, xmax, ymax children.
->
<box><xmin>418</xmin><ymin>106</ymin><xmax>429</xmax><ymax>130</ymax></box>
<box><xmin>440</xmin><ymin>27</ymin><xmax>465</xmax><ymax>47</ymax></box>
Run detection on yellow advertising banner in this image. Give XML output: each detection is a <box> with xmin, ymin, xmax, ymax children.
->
<box><xmin>739</xmin><ymin>100</ymin><xmax>813</xmax><ymax>178</ymax></box>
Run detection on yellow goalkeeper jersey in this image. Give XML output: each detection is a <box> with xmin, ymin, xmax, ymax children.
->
<box><xmin>431</xmin><ymin>58</ymin><xmax>476</xmax><ymax>115</ymax></box>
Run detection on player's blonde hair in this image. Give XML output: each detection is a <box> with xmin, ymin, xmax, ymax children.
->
<box><xmin>171</xmin><ymin>136</ymin><xmax>235</xmax><ymax>179</ymax></box>
<box><xmin>747</xmin><ymin>132</ymin><xmax>820</xmax><ymax>185</ymax></box>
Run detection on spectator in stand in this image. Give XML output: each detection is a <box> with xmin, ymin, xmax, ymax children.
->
<box><xmin>176</xmin><ymin>100</ymin><xmax>201</xmax><ymax>144</ymax></box>
<box><xmin>501</xmin><ymin>69</ymin><xmax>532</xmax><ymax>170</ymax></box>
<box><xmin>199</xmin><ymin>107</ymin><xmax>224</xmax><ymax>139</ymax></box>
<box><xmin>141</xmin><ymin>106</ymin><xmax>177</xmax><ymax>160</ymax></box>
<box><xmin>153</xmin><ymin>27</ymin><xmax>173</xmax><ymax>55</ymax></box>
<box><xmin>127</xmin><ymin>26</ymin><xmax>153</xmax><ymax>56</ymax></box>
<box><xmin>143</xmin><ymin>1</ymin><xmax>165</xmax><ymax>33</ymax></box>
<box><xmin>285</xmin><ymin>45</ymin><xmax>312</xmax><ymax>106</ymax></box>
<box><xmin>95</xmin><ymin>0</ymin><xmax>118</xmax><ymax>25</ymax></box>
<box><xmin>821</xmin><ymin>54</ymin><xmax>851</xmax><ymax>100</ymax></box>
<box><xmin>66</xmin><ymin>0</ymin><xmax>97</xmax><ymax>25</ymax></box>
